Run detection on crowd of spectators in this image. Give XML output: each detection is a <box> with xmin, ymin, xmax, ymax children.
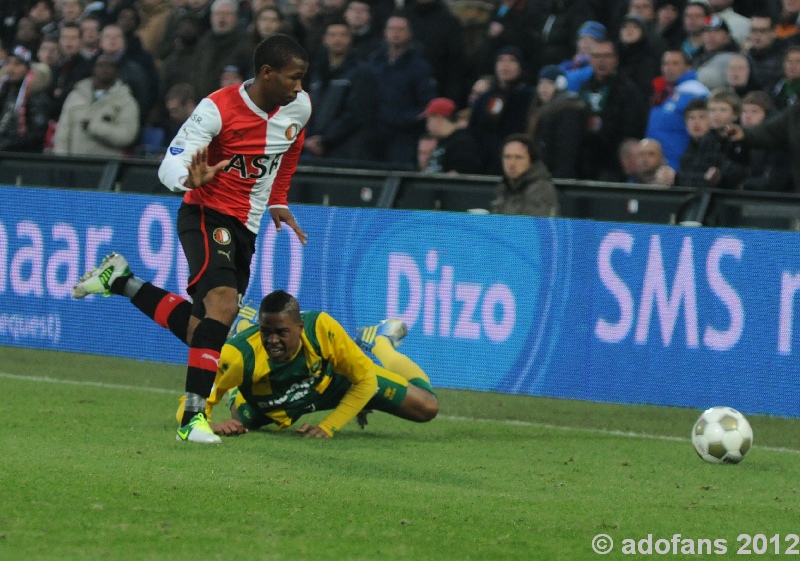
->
<box><xmin>0</xmin><ymin>0</ymin><xmax>799</xmax><ymax>193</ymax></box>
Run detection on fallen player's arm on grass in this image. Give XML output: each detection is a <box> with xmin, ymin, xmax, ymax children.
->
<box><xmin>312</xmin><ymin>313</ymin><xmax>379</xmax><ymax>437</ymax></box>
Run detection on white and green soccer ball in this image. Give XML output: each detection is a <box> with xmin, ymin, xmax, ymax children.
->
<box><xmin>691</xmin><ymin>406</ymin><xmax>753</xmax><ymax>464</ymax></box>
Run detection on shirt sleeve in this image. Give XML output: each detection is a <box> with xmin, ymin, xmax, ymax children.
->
<box><xmin>157</xmin><ymin>97</ymin><xmax>222</xmax><ymax>192</ymax></box>
<box><xmin>268</xmin><ymin>127</ymin><xmax>305</xmax><ymax>207</ymax></box>
<box><xmin>313</xmin><ymin>312</ymin><xmax>378</xmax><ymax>436</ymax></box>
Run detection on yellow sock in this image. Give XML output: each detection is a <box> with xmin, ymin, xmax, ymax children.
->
<box><xmin>372</xmin><ymin>337</ymin><xmax>431</xmax><ymax>385</ymax></box>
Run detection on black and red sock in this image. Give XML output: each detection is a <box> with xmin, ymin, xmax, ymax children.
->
<box><xmin>126</xmin><ymin>282</ymin><xmax>193</xmax><ymax>345</ymax></box>
<box><xmin>181</xmin><ymin>318</ymin><xmax>229</xmax><ymax>425</ymax></box>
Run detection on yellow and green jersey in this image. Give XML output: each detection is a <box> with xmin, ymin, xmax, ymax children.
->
<box><xmin>204</xmin><ymin>311</ymin><xmax>379</xmax><ymax>436</ymax></box>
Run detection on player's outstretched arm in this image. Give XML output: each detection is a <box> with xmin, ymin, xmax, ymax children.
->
<box><xmin>269</xmin><ymin>207</ymin><xmax>308</xmax><ymax>244</ymax></box>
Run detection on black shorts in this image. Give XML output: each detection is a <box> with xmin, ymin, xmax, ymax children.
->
<box><xmin>177</xmin><ymin>203</ymin><xmax>256</xmax><ymax>318</ymax></box>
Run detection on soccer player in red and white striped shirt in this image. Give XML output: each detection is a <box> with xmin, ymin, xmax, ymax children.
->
<box><xmin>73</xmin><ymin>35</ymin><xmax>312</xmax><ymax>443</ymax></box>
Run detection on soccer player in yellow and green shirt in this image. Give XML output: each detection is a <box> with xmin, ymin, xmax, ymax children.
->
<box><xmin>177</xmin><ymin>290</ymin><xmax>438</xmax><ymax>438</ymax></box>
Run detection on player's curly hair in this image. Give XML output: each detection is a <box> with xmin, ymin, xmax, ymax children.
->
<box><xmin>260</xmin><ymin>290</ymin><xmax>301</xmax><ymax>321</ymax></box>
<box><xmin>253</xmin><ymin>34</ymin><xmax>308</xmax><ymax>75</ymax></box>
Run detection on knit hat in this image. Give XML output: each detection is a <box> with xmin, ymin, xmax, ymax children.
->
<box><xmin>622</xmin><ymin>14</ymin><xmax>647</xmax><ymax>30</ymax></box>
<box><xmin>538</xmin><ymin>65</ymin><xmax>567</xmax><ymax>90</ymax></box>
<box><xmin>656</xmin><ymin>0</ymin><xmax>686</xmax><ymax>10</ymax></box>
<box><xmin>578</xmin><ymin>20</ymin><xmax>606</xmax><ymax>41</ymax></box>
<box><xmin>495</xmin><ymin>45</ymin><xmax>523</xmax><ymax>62</ymax></box>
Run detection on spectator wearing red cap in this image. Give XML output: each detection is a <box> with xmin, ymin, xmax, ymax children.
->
<box><xmin>0</xmin><ymin>45</ymin><xmax>51</xmax><ymax>152</ymax></box>
<box><xmin>419</xmin><ymin>97</ymin><xmax>481</xmax><ymax>173</ymax></box>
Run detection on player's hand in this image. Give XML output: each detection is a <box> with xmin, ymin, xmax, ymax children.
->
<box><xmin>186</xmin><ymin>147</ymin><xmax>230</xmax><ymax>189</ymax></box>
<box><xmin>295</xmin><ymin>423</ymin><xmax>331</xmax><ymax>438</ymax></box>
<box><xmin>704</xmin><ymin>166</ymin><xmax>722</xmax><ymax>186</ymax></box>
<box><xmin>723</xmin><ymin>124</ymin><xmax>745</xmax><ymax>141</ymax></box>
<box><xmin>269</xmin><ymin>207</ymin><xmax>308</xmax><ymax>244</ymax></box>
<box><xmin>304</xmin><ymin>135</ymin><xmax>325</xmax><ymax>157</ymax></box>
<box><xmin>211</xmin><ymin>419</ymin><xmax>249</xmax><ymax>436</ymax></box>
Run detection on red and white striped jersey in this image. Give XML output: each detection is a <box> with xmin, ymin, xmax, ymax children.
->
<box><xmin>158</xmin><ymin>81</ymin><xmax>311</xmax><ymax>234</ymax></box>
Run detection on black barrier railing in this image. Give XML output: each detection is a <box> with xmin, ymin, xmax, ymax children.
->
<box><xmin>2</xmin><ymin>152</ymin><xmax>799</xmax><ymax>230</ymax></box>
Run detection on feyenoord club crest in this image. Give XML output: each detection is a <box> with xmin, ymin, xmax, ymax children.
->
<box><xmin>285</xmin><ymin>123</ymin><xmax>299</xmax><ymax>140</ymax></box>
<box><xmin>213</xmin><ymin>228</ymin><xmax>232</xmax><ymax>245</ymax></box>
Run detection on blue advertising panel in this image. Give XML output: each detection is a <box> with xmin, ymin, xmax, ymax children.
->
<box><xmin>1</xmin><ymin>186</ymin><xmax>798</xmax><ymax>417</ymax></box>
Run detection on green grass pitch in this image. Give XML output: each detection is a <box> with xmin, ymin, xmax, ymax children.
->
<box><xmin>1</xmin><ymin>345</ymin><xmax>799</xmax><ymax>560</ymax></box>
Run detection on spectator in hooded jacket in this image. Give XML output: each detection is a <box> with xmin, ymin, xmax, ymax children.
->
<box><xmin>468</xmin><ymin>45</ymin><xmax>535</xmax><ymax>174</ymax></box>
<box><xmin>693</xmin><ymin>15</ymin><xmax>740</xmax><ymax>90</ymax></box>
<box><xmin>491</xmin><ymin>133</ymin><xmax>559</xmax><ymax>216</ymax></box>
<box><xmin>617</xmin><ymin>13</ymin><xmax>661</xmax><ymax>99</ymax></box>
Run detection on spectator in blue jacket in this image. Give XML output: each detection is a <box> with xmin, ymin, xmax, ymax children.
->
<box><xmin>366</xmin><ymin>12</ymin><xmax>437</xmax><ymax>167</ymax></box>
<box><xmin>646</xmin><ymin>49</ymin><xmax>710</xmax><ymax>169</ymax></box>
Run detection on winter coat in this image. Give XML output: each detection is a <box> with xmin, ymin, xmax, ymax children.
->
<box><xmin>578</xmin><ymin>71</ymin><xmax>647</xmax><ymax>181</ymax></box>
<box><xmin>136</xmin><ymin>0</ymin><xmax>173</xmax><ymax>56</ymax></box>
<box><xmin>53</xmin><ymin>78</ymin><xmax>140</xmax><ymax>157</ymax></box>
<box><xmin>742</xmin><ymin>102</ymin><xmax>800</xmax><ymax>192</ymax></box>
<box><xmin>693</xmin><ymin>40</ymin><xmax>740</xmax><ymax>91</ymax></box>
<box><xmin>403</xmin><ymin>0</ymin><xmax>465</xmax><ymax>103</ymax></box>
<box><xmin>492</xmin><ymin>160</ymin><xmax>559</xmax><ymax>216</ymax></box>
<box><xmin>530</xmin><ymin>90</ymin><xmax>585</xmax><ymax>179</ymax></box>
<box><xmin>0</xmin><ymin>76</ymin><xmax>51</xmax><ymax>152</ymax></box>
<box><xmin>306</xmin><ymin>52</ymin><xmax>378</xmax><ymax>160</ymax></box>
<box><xmin>618</xmin><ymin>36</ymin><xmax>660</xmax><ymax>101</ymax></box>
<box><xmin>427</xmin><ymin>128</ymin><xmax>482</xmax><ymax>174</ymax></box>
<box><xmin>468</xmin><ymin>79</ymin><xmax>535</xmax><ymax>174</ymax></box>
<box><xmin>675</xmin><ymin>130</ymin><xmax>747</xmax><ymax>189</ymax></box>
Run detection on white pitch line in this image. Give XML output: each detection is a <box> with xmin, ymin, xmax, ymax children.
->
<box><xmin>0</xmin><ymin>372</ymin><xmax>181</xmax><ymax>395</ymax></box>
<box><xmin>3</xmin><ymin>371</ymin><xmax>798</xmax><ymax>455</ymax></box>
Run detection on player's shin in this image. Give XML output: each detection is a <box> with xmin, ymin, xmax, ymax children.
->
<box><xmin>181</xmin><ymin>318</ymin><xmax>228</xmax><ymax>426</ymax></box>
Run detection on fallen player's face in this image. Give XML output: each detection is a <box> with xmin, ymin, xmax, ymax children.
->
<box><xmin>259</xmin><ymin>312</ymin><xmax>303</xmax><ymax>362</ymax></box>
